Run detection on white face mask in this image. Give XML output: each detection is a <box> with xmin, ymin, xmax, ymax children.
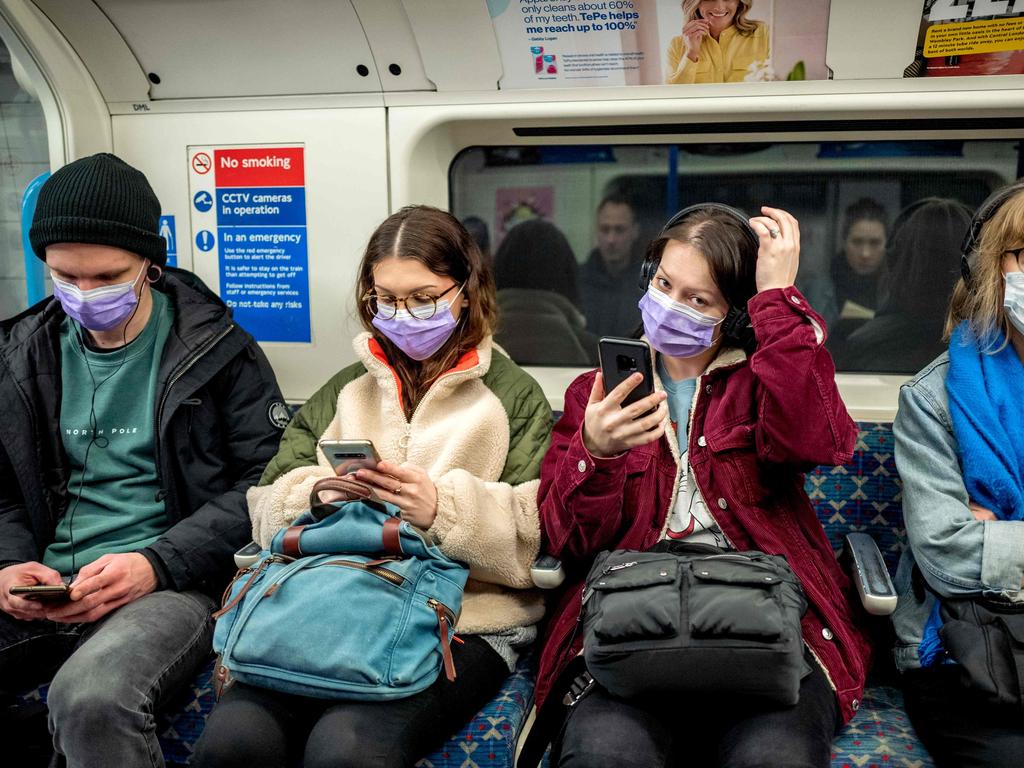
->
<box><xmin>1003</xmin><ymin>272</ymin><xmax>1024</xmax><ymax>335</ymax></box>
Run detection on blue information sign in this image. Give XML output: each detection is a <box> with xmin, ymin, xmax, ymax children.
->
<box><xmin>195</xmin><ymin>146</ymin><xmax>311</xmax><ymax>343</ymax></box>
<box><xmin>193</xmin><ymin>190</ymin><xmax>214</xmax><ymax>213</ymax></box>
<box><xmin>159</xmin><ymin>215</ymin><xmax>177</xmax><ymax>267</ymax></box>
<box><xmin>195</xmin><ymin>230</ymin><xmax>215</xmax><ymax>252</ymax></box>
<box><xmin>217</xmin><ymin>226</ymin><xmax>310</xmax><ymax>342</ymax></box>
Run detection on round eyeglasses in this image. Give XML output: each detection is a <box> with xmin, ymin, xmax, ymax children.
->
<box><xmin>363</xmin><ymin>283</ymin><xmax>463</xmax><ymax>321</ymax></box>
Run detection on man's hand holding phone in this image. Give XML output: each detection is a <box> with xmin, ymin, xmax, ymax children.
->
<box><xmin>1</xmin><ymin>561</ymin><xmax>67</xmax><ymax>620</ymax></box>
<box><xmin>583</xmin><ymin>372</ymin><xmax>668</xmax><ymax>458</ymax></box>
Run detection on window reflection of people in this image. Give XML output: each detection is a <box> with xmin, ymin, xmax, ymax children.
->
<box><xmin>666</xmin><ymin>0</ymin><xmax>770</xmax><ymax>85</ymax></box>
<box><xmin>580</xmin><ymin>194</ymin><xmax>643</xmax><ymax>337</ymax></box>
<box><xmin>806</xmin><ymin>198</ymin><xmax>889</xmax><ymax>332</ymax></box>
<box><xmin>461</xmin><ymin>216</ymin><xmax>491</xmax><ymax>264</ymax></box>
<box><xmin>494</xmin><ymin>219</ymin><xmax>596</xmax><ymax>366</ymax></box>
<box><xmin>837</xmin><ymin>199</ymin><xmax>971</xmax><ymax>373</ymax></box>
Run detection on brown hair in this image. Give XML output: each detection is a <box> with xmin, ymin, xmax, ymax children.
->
<box><xmin>945</xmin><ymin>187</ymin><xmax>1024</xmax><ymax>351</ymax></box>
<box><xmin>356</xmin><ymin>205</ymin><xmax>498</xmax><ymax>417</ymax></box>
<box><xmin>645</xmin><ymin>206</ymin><xmax>758</xmax><ymax>347</ymax></box>
<box><xmin>682</xmin><ymin>0</ymin><xmax>759</xmax><ymax>36</ymax></box>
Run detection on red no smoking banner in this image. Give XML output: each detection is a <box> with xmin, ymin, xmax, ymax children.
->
<box><xmin>214</xmin><ymin>147</ymin><xmax>305</xmax><ymax>187</ymax></box>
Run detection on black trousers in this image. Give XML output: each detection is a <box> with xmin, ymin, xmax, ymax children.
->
<box><xmin>902</xmin><ymin>665</ymin><xmax>1024</xmax><ymax>768</ymax></box>
<box><xmin>556</xmin><ymin>660</ymin><xmax>839</xmax><ymax>768</ymax></box>
<box><xmin>191</xmin><ymin>635</ymin><xmax>507</xmax><ymax>768</ymax></box>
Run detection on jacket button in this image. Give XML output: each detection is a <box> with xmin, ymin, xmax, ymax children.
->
<box><xmin>791</xmin><ymin>295</ymin><xmax>802</xmax><ymax>305</ymax></box>
<box><xmin>577</xmin><ymin>460</ymin><xmax>587</xmax><ymax>473</ymax></box>
<box><xmin>851</xmin><ymin>698</ymin><xmax>860</xmax><ymax>711</ymax></box>
<box><xmin>822</xmin><ymin>627</ymin><xmax>834</xmax><ymax>641</ymax></box>
<box><xmin>717</xmin><ymin>498</ymin><xmax>727</xmax><ymax>510</ymax></box>
<box><xmin>705</xmin><ymin>384</ymin><xmax>712</xmax><ymax>394</ymax></box>
<box><xmin>697</xmin><ymin>435</ymin><xmax>707</xmax><ymax>447</ymax></box>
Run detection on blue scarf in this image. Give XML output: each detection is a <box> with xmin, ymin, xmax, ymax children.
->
<box><xmin>947</xmin><ymin>323</ymin><xmax>1024</xmax><ymax>522</ymax></box>
<box><xmin>920</xmin><ymin>322</ymin><xmax>1024</xmax><ymax>666</ymax></box>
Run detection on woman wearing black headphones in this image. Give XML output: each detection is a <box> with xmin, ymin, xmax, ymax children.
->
<box><xmin>535</xmin><ymin>204</ymin><xmax>871</xmax><ymax>767</ymax></box>
<box><xmin>892</xmin><ymin>182</ymin><xmax>1024</xmax><ymax>766</ymax></box>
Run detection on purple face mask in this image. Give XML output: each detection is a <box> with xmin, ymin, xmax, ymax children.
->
<box><xmin>371</xmin><ymin>289</ymin><xmax>464</xmax><ymax>361</ymax></box>
<box><xmin>638</xmin><ymin>285</ymin><xmax>722</xmax><ymax>358</ymax></box>
<box><xmin>51</xmin><ymin>264</ymin><xmax>146</xmax><ymax>332</ymax></box>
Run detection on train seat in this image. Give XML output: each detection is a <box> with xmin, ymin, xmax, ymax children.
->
<box><xmin>17</xmin><ymin>422</ymin><xmax>933</xmax><ymax>768</ymax></box>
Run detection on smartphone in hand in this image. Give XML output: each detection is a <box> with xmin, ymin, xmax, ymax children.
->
<box><xmin>318</xmin><ymin>439</ymin><xmax>381</xmax><ymax>475</ymax></box>
<box><xmin>598</xmin><ymin>337</ymin><xmax>655</xmax><ymax>410</ymax></box>
<box><xmin>9</xmin><ymin>584</ymin><xmax>71</xmax><ymax>602</ymax></box>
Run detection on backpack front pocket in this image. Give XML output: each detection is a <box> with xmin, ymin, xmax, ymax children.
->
<box><xmin>688</xmin><ymin>557</ymin><xmax>784</xmax><ymax>640</ymax></box>
<box><xmin>588</xmin><ymin>557</ymin><xmax>681</xmax><ymax>642</ymax></box>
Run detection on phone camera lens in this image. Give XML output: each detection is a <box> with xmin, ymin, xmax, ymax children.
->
<box><xmin>617</xmin><ymin>354</ymin><xmax>638</xmax><ymax>372</ymax></box>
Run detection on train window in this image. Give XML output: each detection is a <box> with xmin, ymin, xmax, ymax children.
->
<box><xmin>451</xmin><ymin>141</ymin><xmax>1019</xmax><ymax>374</ymax></box>
<box><xmin>0</xmin><ymin>40</ymin><xmax>49</xmax><ymax>318</ymax></box>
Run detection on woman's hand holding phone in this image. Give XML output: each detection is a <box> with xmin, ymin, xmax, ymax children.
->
<box><xmin>355</xmin><ymin>462</ymin><xmax>438</xmax><ymax>529</ymax></box>
<box><xmin>582</xmin><ymin>372</ymin><xmax>668</xmax><ymax>458</ymax></box>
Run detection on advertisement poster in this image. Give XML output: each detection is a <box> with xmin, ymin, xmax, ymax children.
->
<box><xmin>487</xmin><ymin>0</ymin><xmax>831</xmax><ymax>88</ymax></box>
<box><xmin>906</xmin><ymin>1</ymin><xmax>1024</xmax><ymax>77</ymax></box>
<box><xmin>494</xmin><ymin>186</ymin><xmax>555</xmax><ymax>242</ymax></box>
<box><xmin>188</xmin><ymin>144</ymin><xmax>312</xmax><ymax>344</ymax></box>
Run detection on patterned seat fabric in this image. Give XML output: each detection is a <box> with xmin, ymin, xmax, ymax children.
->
<box><xmin>20</xmin><ymin>422</ymin><xmax>933</xmax><ymax>768</ymax></box>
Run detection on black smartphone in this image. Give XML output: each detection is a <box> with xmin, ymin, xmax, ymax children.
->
<box><xmin>318</xmin><ymin>439</ymin><xmax>381</xmax><ymax>475</ymax></box>
<box><xmin>9</xmin><ymin>584</ymin><xmax>71</xmax><ymax>602</ymax></box>
<box><xmin>598</xmin><ymin>337</ymin><xmax>655</xmax><ymax>409</ymax></box>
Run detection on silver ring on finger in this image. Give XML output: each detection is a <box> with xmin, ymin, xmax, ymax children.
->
<box><xmin>768</xmin><ymin>228</ymin><xmax>780</xmax><ymax>239</ymax></box>
<box><xmin>393</xmin><ymin>484</ymin><xmax>402</xmax><ymax>495</ymax></box>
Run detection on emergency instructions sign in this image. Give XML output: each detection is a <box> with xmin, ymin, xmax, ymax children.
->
<box><xmin>187</xmin><ymin>144</ymin><xmax>311</xmax><ymax>343</ymax></box>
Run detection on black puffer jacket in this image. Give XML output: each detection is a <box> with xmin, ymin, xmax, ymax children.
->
<box><xmin>0</xmin><ymin>268</ymin><xmax>285</xmax><ymax>594</ymax></box>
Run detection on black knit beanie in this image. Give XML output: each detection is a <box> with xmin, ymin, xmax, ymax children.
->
<box><xmin>29</xmin><ymin>153</ymin><xmax>167</xmax><ymax>266</ymax></box>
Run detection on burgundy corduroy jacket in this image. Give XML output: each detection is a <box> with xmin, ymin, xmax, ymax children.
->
<box><xmin>536</xmin><ymin>286</ymin><xmax>872</xmax><ymax>725</ymax></box>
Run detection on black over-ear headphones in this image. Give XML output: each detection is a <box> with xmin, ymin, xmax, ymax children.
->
<box><xmin>639</xmin><ymin>202</ymin><xmax>758</xmax><ymax>349</ymax></box>
<box><xmin>960</xmin><ymin>180</ymin><xmax>1024</xmax><ymax>284</ymax></box>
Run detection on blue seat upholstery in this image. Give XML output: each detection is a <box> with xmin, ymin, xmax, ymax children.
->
<box><xmin>19</xmin><ymin>422</ymin><xmax>934</xmax><ymax>767</ymax></box>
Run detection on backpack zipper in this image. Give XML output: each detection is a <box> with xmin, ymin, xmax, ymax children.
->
<box><xmin>322</xmin><ymin>559</ymin><xmax>405</xmax><ymax>586</ymax></box>
<box><xmin>428</xmin><ymin>597</ymin><xmax>459</xmax><ymax>681</ymax></box>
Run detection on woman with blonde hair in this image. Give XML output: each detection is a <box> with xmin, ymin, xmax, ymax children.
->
<box><xmin>192</xmin><ymin>205</ymin><xmax>552</xmax><ymax>768</ymax></box>
<box><xmin>892</xmin><ymin>182</ymin><xmax>1024</xmax><ymax>766</ymax></box>
<box><xmin>665</xmin><ymin>0</ymin><xmax>769</xmax><ymax>84</ymax></box>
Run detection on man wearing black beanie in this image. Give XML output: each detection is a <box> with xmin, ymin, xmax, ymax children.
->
<box><xmin>0</xmin><ymin>153</ymin><xmax>287</xmax><ymax>766</ymax></box>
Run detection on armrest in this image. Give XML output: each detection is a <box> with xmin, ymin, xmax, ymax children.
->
<box><xmin>530</xmin><ymin>553</ymin><xmax>565</xmax><ymax>589</ymax></box>
<box><xmin>233</xmin><ymin>542</ymin><xmax>263</xmax><ymax>569</ymax></box>
<box><xmin>842</xmin><ymin>533</ymin><xmax>897</xmax><ymax>616</ymax></box>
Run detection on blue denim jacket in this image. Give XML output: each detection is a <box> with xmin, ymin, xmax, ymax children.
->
<box><xmin>892</xmin><ymin>352</ymin><xmax>1024</xmax><ymax>671</ymax></box>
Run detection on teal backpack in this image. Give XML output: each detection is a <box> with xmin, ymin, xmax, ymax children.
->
<box><xmin>212</xmin><ymin>482</ymin><xmax>468</xmax><ymax>700</ymax></box>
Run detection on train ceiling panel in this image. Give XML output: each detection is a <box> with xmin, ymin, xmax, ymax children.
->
<box><xmin>32</xmin><ymin>0</ymin><xmax>455</xmax><ymax>101</ymax></box>
<box><xmin>94</xmin><ymin>0</ymin><xmax>384</xmax><ymax>98</ymax></box>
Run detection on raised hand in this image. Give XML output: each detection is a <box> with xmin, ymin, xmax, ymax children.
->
<box><xmin>748</xmin><ymin>206</ymin><xmax>801</xmax><ymax>293</ymax></box>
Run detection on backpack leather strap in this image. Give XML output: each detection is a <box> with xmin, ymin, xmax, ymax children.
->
<box><xmin>281</xmin><ymin>526</ymin><xmax>306</xmax><ymax>558</ymax></box>
<box><xmin>309</xmin><ymin>476</ymin><xmax>356</xmax><ymax>508</ymax></box>
<box><xmin>383</xmin><ymin>517</ymin><xmax>403</xmax><ymax>555</ymax></box>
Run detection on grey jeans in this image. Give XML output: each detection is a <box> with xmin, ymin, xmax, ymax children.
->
<box><xmin>0</xmin><ymin>590</ymin><xmax>216</xmax><ymax>768</ymax></box>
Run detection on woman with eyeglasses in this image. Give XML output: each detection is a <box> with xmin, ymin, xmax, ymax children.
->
<box><xmin>892</xmin><ymin>183</ymin><xmax>1024</xmax><ymax>766</ymax></box>
<box><xmin>192</xmin><ymin>205</ymin><xmax>552</xmax><ymax>768</ymax></box>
